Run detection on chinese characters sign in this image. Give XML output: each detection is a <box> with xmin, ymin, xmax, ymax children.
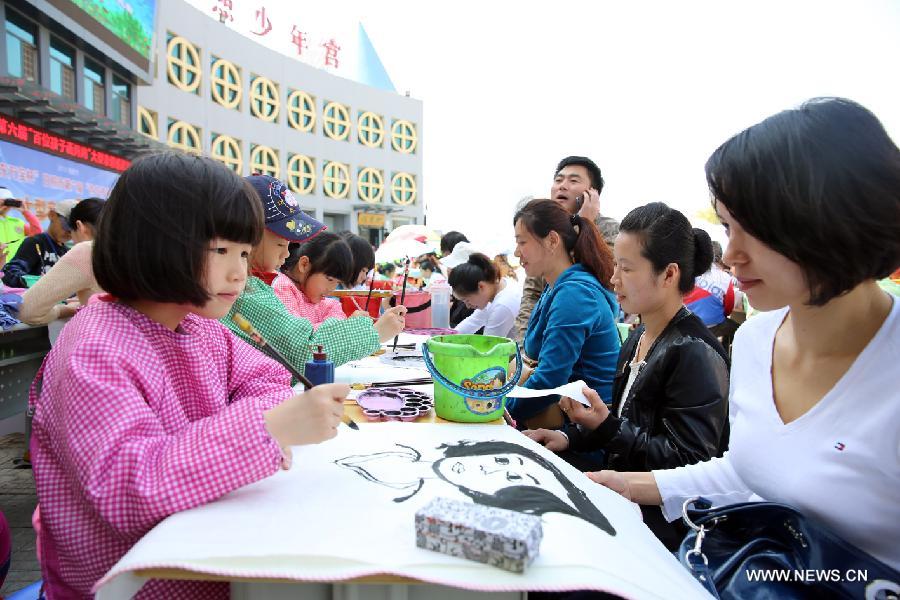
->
<box><xmin>0</xmin><ymin>114</ymin><xmax>130</xmax><ymax>173</ymax></box>
<box><xmin>0</xmin><ymin>139</ymin><xmax>121</xmax><ymax>220</ymax></box>
<box><xmin>192</xmin><ymin>0</ymin><xmax>354</xmax><ymax>75</ymax></box>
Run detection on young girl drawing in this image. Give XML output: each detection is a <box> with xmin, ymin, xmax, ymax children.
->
<box><xmin>272</xmin><ymin>232</ymin><xmax>354</xmax><ymax>327</ymax></box>
<box><xmin>29</xmin><ymin>153</ymin><xmax>350</xmax><ymax>598</ymax></box>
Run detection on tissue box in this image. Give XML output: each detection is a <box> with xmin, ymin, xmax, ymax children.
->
<box><xmin>414</xmin><ymin>497</ymin><xmax>542</xmax><ymax>573</ymax></box>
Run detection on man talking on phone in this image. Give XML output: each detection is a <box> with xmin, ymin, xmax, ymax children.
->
<box><xmin>513</xmin><ymin>156</ymin><xmax>619</xmax><ymax>342</ymax></box>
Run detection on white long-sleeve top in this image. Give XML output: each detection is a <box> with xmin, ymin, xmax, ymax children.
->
<box><xmin>454</xmin><ymin>278</ymin><xmax>522</xmax><ymax>338</ymax></box>
<box><xmin>654</xmin><ymin>297</ymin><xmax>900</xmax><ymax>570</ymax></box>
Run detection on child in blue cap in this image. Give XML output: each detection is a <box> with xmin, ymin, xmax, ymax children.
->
<box><xmin>221</xmin><ymin>174</ymin><xmax>406</xmax><ymax>372</ymax></box>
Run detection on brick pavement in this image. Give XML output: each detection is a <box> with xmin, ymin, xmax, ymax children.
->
<box><xmin>0</xmin><ymin>433</ymin><xmax>40</xmax><ymax>596</ymax></box>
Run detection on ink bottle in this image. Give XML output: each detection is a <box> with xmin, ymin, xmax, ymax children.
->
<box><xmin>305</xmin><ymin>345</ymin><xmax>335</xmax><ymax>386</ymax></box>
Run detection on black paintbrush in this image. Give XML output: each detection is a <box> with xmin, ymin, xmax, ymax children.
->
<box><xmin>231</xmin><ymin>313</ymin><xmax>358</xmax><ymax>430</ymax></box>
<box><xmin>363</xmin><ymin>270</ymin><xmax>375</xmax><ymax>311</ymax></box>
<box><xmin>392</xmin><ymin>258</ymin><xmax>411</xmax><ymax>352</ymax></box>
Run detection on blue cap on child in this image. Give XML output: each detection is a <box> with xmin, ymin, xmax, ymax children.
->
<box><xmin>245</xmin><ymin>174</ymin><xmax>326</xmax><ymax>243</ymax></box>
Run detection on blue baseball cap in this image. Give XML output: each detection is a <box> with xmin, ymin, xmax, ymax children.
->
<box><xmin>245</xmin><ymin>174</ymin><xmax>325</xmax><ymax>242</ymax></box>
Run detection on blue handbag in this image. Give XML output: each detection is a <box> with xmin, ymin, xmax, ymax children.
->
<box><xmin>679</xmin><ymin>497</ymin><xmax>900</xmax><ymax>600</ymax></box>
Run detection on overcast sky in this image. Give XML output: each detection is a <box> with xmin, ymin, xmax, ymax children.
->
<box><xmin>345</xmin><ymin>0</ymin><xmax>900</xmax><ymax>250</ymax></box>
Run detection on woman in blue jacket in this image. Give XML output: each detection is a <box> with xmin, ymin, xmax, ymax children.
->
<box><xmin>508</xmin><ymin>199</ymin><xmax>619</xmax><ymax>429</ymax></box>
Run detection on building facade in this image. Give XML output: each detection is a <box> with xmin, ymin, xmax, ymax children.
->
<box><xmin>0</xmin><ymin>0</ymin><xmax>161</xmax><ymax>210</ymax></box>
<box><xmin>138</xmin><ymin>0</ymin><xmax>424</xmax><ymax>245</ymax></box>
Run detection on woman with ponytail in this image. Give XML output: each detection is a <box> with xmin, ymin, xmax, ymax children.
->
<box><xmin>524</xmin><ymin>202</ymin><xmax>730</xmax><ymax>549</ymax></box>
<box><xmin>448</xmin><ymin>252</ymin><xmax>522</xmax><ymax>338</ymax></box>
<box><xmin>507</xmin><ymin>199</ymin><xmax>620</xmax><ymax>429</ymax></box>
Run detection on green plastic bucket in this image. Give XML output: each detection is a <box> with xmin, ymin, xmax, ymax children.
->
<box><xmin>421</xmin><ymin>334</ymin><xmax>522</xmax><ymax>423</ymax></box>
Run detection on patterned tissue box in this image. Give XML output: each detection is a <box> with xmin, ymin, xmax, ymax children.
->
<box><xmin>414</xmin><ymin>497</ymin><xmax>543</xmax><ymax>573</ymax></box>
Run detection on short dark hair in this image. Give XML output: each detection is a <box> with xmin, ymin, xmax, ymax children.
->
<box><xmin>706</xmin><ymin>97</ymin><xmax>900</xmax><ymax>305</ymax></box>
<box><xmin>440</xmin><ymin>231</ymin><xmax>469</xmax><ymax>256</ymax></box>
<box><xmin>282</xmin><ymin>232</ymin><xmax>354</xmax><ymax>285</ymax></box>
<box><xmin>377</xmin><ymin>262</ymin><xmax>396</xmax><ymax>276</ymax></box>
<box><xmin>555</xmin><ymin>156</ymin><xmax>604</xmax><ymax>194</ymax></box>
<box><xmin>339</xmin><ymin>231</ymin><xmax>375</xmax><ymax>277</ymax></box>
<box><xmin>418</xmin><ymin>258</ymin><xmax>438</xmax><ymax>273</ymax></box>
<box><xmin>93</xmin><ymin>152</ymin><xmax>263</xmax><ymax>305</ymax></box>
<box><xmin>514</xmin><ymin>199</ymin><xmax>614</xmax><ymax>288</ymax></box>
<box><xmin>619</xmin><ymin>202</ymin><xmax>713</xmax><ymax>293</ymax></box>
<box><xmin>448</xmin><ymin>253</ymin><xmax>500</xmax><ymax>294</ymax></box>
<box><xmin>68</xmin><ymin>197</ymin><xmax>105</xmax><ymax>230</ymax></box>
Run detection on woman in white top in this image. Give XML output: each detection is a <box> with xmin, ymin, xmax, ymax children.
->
<box><xmin>589</xmin><ymin>98</ymin><xmax>900</xmax><ymax>571</ymax></box>
<box><xmin>448</xmin><ymin>253</ymin><xmax>522</xmax><ymax>339</ymax></box>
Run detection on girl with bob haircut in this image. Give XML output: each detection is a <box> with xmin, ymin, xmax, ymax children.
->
<box><xmin>507</xmin><ymin>199</ymin><xmax>620</xmax><ymax>429</ymax></box>
<box><xmin>30</xmin><ymin>153</ymin><xmax>350</xmax><ymax>598</ymax></box>
<box><xmin>526</xmin><ymin>202</ymin><xmax>730</xmax><ymax>549</ymax></box>
<box><xmin>448</xmin><ymin>252</ymin><xmax>522</xmax><ymax>338</ymax></box>
<box><xmin>592</xmin><ymin>98</ymin><xmax>900</xmax><ymax>572</ymax></box>
<box><xmin>19</xmin><ymin>198</ymin><xmax>106</xmax><ymax>324</ymax></box>
<box><xmin>272</xmin><ymin>232</ymin><xmax>354</xmax><ymax>327</ymax></box>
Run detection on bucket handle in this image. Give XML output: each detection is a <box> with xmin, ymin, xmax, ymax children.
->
<box><xmin>420</xmin><ymin>340</ymin><xmax>523</xmax><ymax>400</ymax></box>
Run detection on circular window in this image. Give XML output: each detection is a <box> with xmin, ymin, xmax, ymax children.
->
<box><xmin>323</xmin><ymin>161</ymin><xmax>350</xmax><ymax>199</ymax></box>
<box><xmin>166</xmin><ymin>36</ymin><xmax>201</xmax><ymax>93</ymax></box>
<box><xmin>287</xmin><ymin>90</ymin><xmax>316</xmax><ymax>132</ymax></box>
<box><xmin>250</xmin><ymin>145</ymin><xmax>279</xmax><ymax>178</ymax></box>
<box><xmin>357</xmin><ymin>167</ymin><xmax>384</xmax><ymax>203</ymax></box>
<box><xmin>250</xmin><ymin>76</ymin><xmax>280</xmax><ymax>122</ymax></box>
<box><xmin>211</xmin><ymin>59</ymin><xmax>242</xmax><ymax>109</ymax></box>
<box><xmin>391</xmin><ymin>172</ymin><xmax>417</xmax><ymax>205</ymax></box>
<box><xmin>391</xmin><ymin>120</ymin><xmax>417</xmax><ymax>154</ymax></box>
<box><xmin>358</xmin><ymin>111</ymin><xmax>384</xmax><ymax>148</ymax></box>
<box><xmin>211</xmin><ymin>135</ymin><xmax>242</xmax><ymax>173</ymax></box>
<box><xmin>323</xmin><ymin>101</ymin><xmax>351</xmax><ymax>141</ymax></box>
<box><xmin>137</xmin><ymin>106</ymin><xmax>157</xmax><ymax>139</ymax></box>
<box><xmin>287</xmin><ymin>154</ymin><xmax>316</xmax><ymax>195</ymax></box>
<box><xmin>167</xmin><ymin>120</ymin><xmax>201</xmax><ymax>155</ymax></box>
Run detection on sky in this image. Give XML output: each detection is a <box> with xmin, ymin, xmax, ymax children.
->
<box><xmin>348</xmin><ymin>0</ymin><xmax>900</xmax><ymax>251</ymax></box>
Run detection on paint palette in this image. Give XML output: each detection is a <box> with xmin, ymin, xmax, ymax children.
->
<box><xmin>356</xmin><ymin>387</ymin><xmax>434</xmax><ymax>422</ymax></box>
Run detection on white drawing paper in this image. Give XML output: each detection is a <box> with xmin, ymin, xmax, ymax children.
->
<box><xmin>96</xmin><ymin>423</ymin><xmax>710</xmax><ymax>600</ymax></box>
<box><xmin>506</xmin><ymin>380</ymin><xmax>593</xmax><ymax>407</ymax></box>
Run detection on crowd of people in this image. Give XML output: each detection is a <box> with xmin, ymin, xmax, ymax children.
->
<box><xmin>0</xmin><ymin>96</ymin><xmax>897</xmax><ymax>598</ymax></box>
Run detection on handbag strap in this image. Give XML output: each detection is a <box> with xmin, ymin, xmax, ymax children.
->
<box><xmin>681</xmin><ymin>497</ymin><xmax>720</xmax><ymax>599</ymax></box>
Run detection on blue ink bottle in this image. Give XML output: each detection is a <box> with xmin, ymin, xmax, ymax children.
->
<box><xmin>305</xmin><ymin>345</ymin><xmax>334</xmax><ymax>386</ymax></box>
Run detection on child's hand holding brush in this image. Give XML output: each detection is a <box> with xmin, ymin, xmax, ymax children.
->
<box><xmin>264</xmin><ymin>383</ymin><xmax>351</xmax><ymax>453</ymax></box>
<box><xmin>374</xmin><ymin>305</ymin><xmax>407</xmax><ymax>342</ymax></box>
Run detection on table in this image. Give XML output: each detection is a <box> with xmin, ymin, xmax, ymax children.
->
<box><xmin>111</xmin><ymin>335</ymin><xmax>515</xmax><ymax>598</ymax></box>
<box><xmin>98</xmin><ymin>336</ymin><xmax>705</xmax><ymax>600</ymax></box>
<box><xmin>336</xmin><ymin>332</ymin><xmax>503</xmax><ymax>426</ymax></box>
<box><xmin>0</xmin><ymin>322</ymin><xmax>50</xmax><ymax>422</ymax></box>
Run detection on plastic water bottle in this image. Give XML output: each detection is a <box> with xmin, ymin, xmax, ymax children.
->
<box><xmin>305</xmin><ymin>345</ymin><xmax>334</xmax><ymax>386</ymax></box>
<box><xmin>429</xmin><ymin>280</ymin><xmax>451</xmax><ymax>329</ymax></box>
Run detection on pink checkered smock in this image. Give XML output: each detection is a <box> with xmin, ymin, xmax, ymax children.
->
<box><xmin>29</xmin><ymin>299</ymin><xmax>292</xmax><ymax>599</ymax></box>
<box><xmin>271</xmin><ymin>273</ymin><xmax>347</xmax><ymax>327</ymax></box>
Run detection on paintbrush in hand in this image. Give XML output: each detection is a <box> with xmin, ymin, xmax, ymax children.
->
<box><xmin>392</xmin><ymin>258</ymin><xmax>411</xmax><ymax>352</ymax></box>
<box><xmin>231</xmin><ymin>313</ymin><xmax>358</xmax><ymax>430</ymax></box>
<box><xmin>363</xmin><ymin>270</ymin><xmax>375</xmax><ymax>311</ymax></box>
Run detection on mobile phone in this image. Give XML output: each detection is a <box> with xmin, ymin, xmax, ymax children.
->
<box><xmin>574</xmin><ymin>194</ymin><xmax>584</xmax><ymax>212</ymax></box>
<box><xmin>2</xmin><ymin>198</ymin><xmax>23</xmax><ymax>208</ymax></box>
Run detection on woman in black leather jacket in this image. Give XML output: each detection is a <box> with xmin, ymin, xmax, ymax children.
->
<box><xmin>524</xmin><ymin>202</ymin><xmax>730</xmax><ymax>549</ymax></box>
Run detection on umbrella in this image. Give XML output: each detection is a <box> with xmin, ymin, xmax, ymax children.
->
<box><xmin>384</xmin><ymin>224</ymin><xmax>431</xmax><ymax>245</ymax></box>
<box><xmin>375</xmin><ymin>239</ymin><xmax>433</xmax><ymax>263</ymax></box>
